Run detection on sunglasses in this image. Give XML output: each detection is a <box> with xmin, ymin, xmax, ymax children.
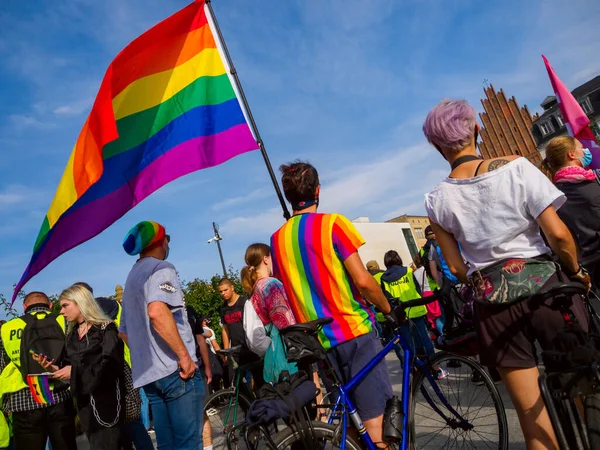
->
<box><xmin>166</xmin><ymin>234</ymin><xmax>171</xmax><ymax>243</ymax></box>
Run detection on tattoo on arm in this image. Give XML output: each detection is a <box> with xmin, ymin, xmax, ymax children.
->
<box><xmin>488</xmin><ymin>159</ymin><xmax>510</xmax><ymax>172</ymax></box>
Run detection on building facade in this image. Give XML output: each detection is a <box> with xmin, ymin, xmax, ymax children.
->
<box><xmin>478</xmin><ymin>84</ymin><xmax>543</xmax><ymax>166</ymax></box>
<box><xmin>531</xmin><ymin>75</ymin><xmax>600</xmax><ymax>157</ymax></box>
<box><xmin>352</xmin><ymin>217</ymin><xmax>419</xmax><ymax>270</ymax></box>
<box><xmin>385</xmin><ymin>214</ymin><xmax>430</xmax><ymax>248</ymax></box>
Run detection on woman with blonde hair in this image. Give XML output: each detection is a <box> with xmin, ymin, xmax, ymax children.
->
<box><xmin>36</xmin><ymin>284</ymin><xmax>124</xmax><ymax>450</ymax></box>
<box><xmin>241</xmin><ymin>243</ymin><xmax>297</xmax><ymax>382</ymax></box>
<box><xmin>544</xmin><ymin>135</ymin><xmax>600</xmax><ymax>292</ymax></box>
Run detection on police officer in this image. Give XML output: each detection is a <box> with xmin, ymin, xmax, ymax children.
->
<box><xmin>0</xmin><ymin>292</ymin><xmax>77</xmax><ymax>450</ymax></box>
<box><xmin>380</xmin><ymin>250</ymin><xmax>448</xmax><ymax>379</ymax></box>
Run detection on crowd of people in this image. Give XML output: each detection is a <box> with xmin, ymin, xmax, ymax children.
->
<box><xmin>0</xmin><ymin>97</ymin><xmax>598</xmax><ymax>450</ymax></box>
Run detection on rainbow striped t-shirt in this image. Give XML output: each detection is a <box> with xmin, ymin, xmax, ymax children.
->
<box><xmin>270</xmin><ymin>213</ymin><xmax>373</xmax><ymax>350</ymax></box>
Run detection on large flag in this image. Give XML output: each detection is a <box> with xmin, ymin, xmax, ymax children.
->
<box><xmin>542</xmin><ymin>55</ymin><xmax>600</xmax><ymax>168</ymax></box>
<box><xmin>13</xmin><ymin>0</ymin><xmax>258</xmax><ymax>300</ymax></box>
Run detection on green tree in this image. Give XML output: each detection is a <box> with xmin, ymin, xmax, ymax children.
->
<box><xmin>0</xmin><ymin>293</ymin><xmax>19</xmax><ymax>320</ymax></box>
<box><xmin>49</xmin><ymin>294</ymin><xmax>61</xmax><ymax>314</ymax></box>
<box><xmin>182</xmin><ymin>267</ymin><xmax>243</xmax><ymax>346</ymax></box>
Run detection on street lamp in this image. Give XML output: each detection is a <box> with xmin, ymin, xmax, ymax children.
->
<box><xmin>207</xmin><ymin>222</ymin><xmax>227</xmax><ymax>278</ymax></box>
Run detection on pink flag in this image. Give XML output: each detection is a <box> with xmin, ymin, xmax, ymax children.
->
<box><xmin>542</xmin><ymin>54</ymin><xmax>600</xmax><ymax>169</ymax></box>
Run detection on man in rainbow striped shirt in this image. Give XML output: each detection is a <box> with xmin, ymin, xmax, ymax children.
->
<box><xmin>271</xmin><ymin>161</ymin><xmax>394</xmax><ymax>445</ymax></box>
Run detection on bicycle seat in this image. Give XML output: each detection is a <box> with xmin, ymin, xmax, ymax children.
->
<box><xmin>279</xmin><ymin>318</ymin><xmax>333</xmax><ymax>336</ymax></box>
<box><xmin>216</xmin><ymin>345</ymin><xmax>243</xmax><ymax>357</ymax></box>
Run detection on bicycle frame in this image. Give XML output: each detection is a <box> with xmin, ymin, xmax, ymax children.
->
<box><xmin>220</xmin><ymin>362</ymin><xmax>258</xmax><ymax>433</ymax></box>
<box><xmin>327</xmin><ymin>329</ymin><xmax>470</xmax><ymax>450</ymax></box>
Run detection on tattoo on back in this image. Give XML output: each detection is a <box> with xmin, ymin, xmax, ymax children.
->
<box><xmin>488</xmin><ymin>159</ymin><xmax>509</xmax><ymax>172</ymax></box>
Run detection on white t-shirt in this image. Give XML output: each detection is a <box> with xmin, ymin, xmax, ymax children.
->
<box><xmin>424</xmin><ymin>158</ymin><xmax>566</xmax><ymax>277</ymax></box>
<box><xmin>203</xmin><ymin>327</ymin><xmax>217</xmax><ymax>354</ymax></box>
<box><xmin>413</xmin><ymin>266</ymin><xmax>431</xmax><ymax>293</ymax></box>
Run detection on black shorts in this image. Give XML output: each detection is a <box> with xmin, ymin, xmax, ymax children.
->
<box><xmin>327</xmin><ymin>331</ymin><xmax>393</xmax><ymax>420</ymax></box>
<box><xmin>475</xmin><ymin>271</ymin><xmax>589</xmax><ymax>368</ymax></box>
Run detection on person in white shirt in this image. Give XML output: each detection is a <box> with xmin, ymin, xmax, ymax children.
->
<box><xmin>422</xmin><ymin>99</ymin><xmax>590</xmax><ymax>450</ymax></box>
<box><xmin>201</xmin><ymin>317</ymin><xmax>220</xmax><ymax>354</ymax></box>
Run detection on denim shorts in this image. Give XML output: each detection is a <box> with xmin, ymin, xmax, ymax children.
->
<box><xmin>327</xmin><ymin>331</ymin><xmax>393</xmax><ymax>420</ymax></box>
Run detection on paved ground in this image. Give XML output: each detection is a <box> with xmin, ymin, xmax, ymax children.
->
<box><xmin>77</xmin><ymin>353</ymin><xmax>526</xmax><ymax>449</ymax></box>
<box><xmin>386</xmin><ymin>353</ymin><xmax>525</xmax><ymax>449</ymax></box>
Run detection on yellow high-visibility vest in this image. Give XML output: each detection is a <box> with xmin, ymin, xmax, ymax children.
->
<box><xmin>0</xmin><ymin>312</ymin><xmax>66</xmax><ymax>393</ymax></box>
<box><xmin>114</xmin><ymin>303</ymin><xmax>131</xmax><ymax>367</ymax></box>
<box><xmin>381</xmin><ymin>268</ymin><xmax>428</xmax><ymax>319</ymax></box>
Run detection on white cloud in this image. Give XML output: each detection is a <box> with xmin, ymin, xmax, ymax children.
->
<box><xmin>220</xmin><ymin>207</ymin><xmax>283</xmax><ymax>237</ymax></box>
<box><xmin>53</xmin><ymin>97</ymin><xmax>94</xmax><ymax>116</ymax></box>
<box><xmin>0</xmin><ymin>185</ymin><xmax>46</xmax><ymax>210</ymax></box>
<box><xmin>8</xmin><ymin>114</ymin><xmax>54</xmax><ymax>131</ymax></box>
<box><xmin>211</xmin><ymin>188</ymin><xmax>271</xmax><ymax>211</ymax></box>
<box><xmin>219</xmin><ymin>143</ymin><xmax>447</xmax><ymax>237</ymax></box>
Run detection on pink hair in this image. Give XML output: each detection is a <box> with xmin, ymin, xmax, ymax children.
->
<box><xmin>422</xmin><ymin>99</ymin><xmax>477</xmax><ymax>152</ymax></box>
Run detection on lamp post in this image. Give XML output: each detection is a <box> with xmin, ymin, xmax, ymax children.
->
<box><xmin>207</xmin><ymin>222</ymin><xmax>227</xmax><ymax>278</ymax></box>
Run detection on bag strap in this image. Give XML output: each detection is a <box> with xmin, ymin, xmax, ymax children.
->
<box><xmin>450</xmin><ymin>155</ymin><xmax>481</xmax><ymax>171</ymax></box>
<box><xmin>474</xmin><ymin>160</ymin><xmax>485</xmax><ymax>176</ymax></box>
<box><xmin>265</xmin><ymin>322</ymin><xmax>274</xmax><ymax>338</ymax></box>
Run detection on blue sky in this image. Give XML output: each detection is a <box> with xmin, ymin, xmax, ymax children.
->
<box><xmin>0</xmin><ymin>0</ymin><xmax>599</xmax><ymax>316</ymax></box>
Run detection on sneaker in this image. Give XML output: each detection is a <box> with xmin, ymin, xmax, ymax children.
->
<box><xmin>436</xmin><ymin>368</ymin><xmax>449</xmax><ymax>380</ymax></box>
<box><xmin>470</xmin><ymin>370</ymin><xmax>484</xmax><ymax>385</ymax></box>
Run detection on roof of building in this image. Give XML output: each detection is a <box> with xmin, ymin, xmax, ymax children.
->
<box><xmin>385</xmin><ymin>214</ymin><xmax>429</xmax><ymax>223</ymax></box>
<box><xmin>540</xmin><ymin>95</ymin><xmax>557</xmax><ymax>109</ymax></box>
<box><xmin>534</xmin><ymin>75</ymin><xmax>600</xmax><ymax>123</ymax></box>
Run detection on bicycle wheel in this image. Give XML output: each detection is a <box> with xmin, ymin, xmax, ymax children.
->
<box><xmin>272</xmin><ymin>422</ymin><xmax>361</xmax><ymax>449</ymax></box>
<box><xmin>586</xmin><ymin>393</ymin><xmax>600</xmax><ymax>449</ymax></box>
<box><xmin>204</xmin><ymin>388</ymin><xmax>253</xmax><ymax>450</ymax></box>
<box><xmin>410</xmin><ymin>352</ymin><xmax>508</xmax><ymax>449</ymax></box>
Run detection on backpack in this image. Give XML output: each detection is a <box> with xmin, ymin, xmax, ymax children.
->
<box><xmin>263</xmin><ymin>323</ymin><xmax>298</xmax><ymax>384</ymax></box>
<box><xmin>19</xmin><ymin>312</ymin><xmax>65</xmax><ymax>380</ymax></box>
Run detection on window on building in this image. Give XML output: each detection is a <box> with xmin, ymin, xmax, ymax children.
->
<box><xmin>556</xmin><ymin>114</ymin><xmax>565</xmax><ymax>128</ymax></box>
<box><xmin>580</xmin><ymin>98</ymin><xmax>593</xmax><ymax>115</ymax></box>
<box><xmin>414</xmin><ymin>227</ymin><xmax>424</xmax><ymax>239</ymax></box>
<box><xmin>539</xmin><ymin>121</ymin><xmax>554</xmax><ymax>136</ymax></box>
<box><xmin>402</xmin><ymin>229</ymin><xmax>419</xmax><ymax>259</ymax></box>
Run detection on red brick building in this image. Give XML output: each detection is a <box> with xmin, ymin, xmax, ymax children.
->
<box><xmin>478</xmin><ymin>84</ymin><xmax>543</xmax><ymax>166</ymax></box>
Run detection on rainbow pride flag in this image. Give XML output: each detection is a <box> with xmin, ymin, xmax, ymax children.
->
<box><xmin>14</xmin><ymin>1</ymin><xmax>258</xmax><ymax>299</ymax></box>
<box><xmin>26</xmin><ymin>375</ymin><xmax>55</xmax><ymax>405</ymax></box>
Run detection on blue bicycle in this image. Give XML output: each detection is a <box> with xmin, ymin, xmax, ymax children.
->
<box><xmin>273</xmin><ymin>294</ymin><xmax>509</xmax><ymax>449</ymax></box>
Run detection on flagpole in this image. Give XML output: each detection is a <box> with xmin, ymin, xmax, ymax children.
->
<box><xmin>205</xmin><ymin>0</ymin><xmax>291</xmax><ymax>220</ymax></box>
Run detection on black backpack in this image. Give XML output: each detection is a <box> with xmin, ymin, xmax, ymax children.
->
<box><xmin>19</xmin><ymin>312</ymin><xmax>66</xmax><ymax>379</ymax></box>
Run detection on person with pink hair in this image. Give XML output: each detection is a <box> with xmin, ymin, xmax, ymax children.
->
<box><xmin>422</xmin><ymin>99</ymin><xmax>590</xmax><ymax>450</ymax></box>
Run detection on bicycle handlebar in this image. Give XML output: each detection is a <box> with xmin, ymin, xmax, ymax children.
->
<box><xmin>392</xmin><ymin>291</ymin><xmax>442</xmax><ymax>310</ymax></box>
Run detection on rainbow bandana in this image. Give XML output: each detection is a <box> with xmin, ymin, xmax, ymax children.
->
<box><xmin>122</xmin><ymin>221</ymin><xmax>166</xmax><ymax>255</ymax></box>
<box><xmin>26</xmin><ymin>374</ymin><xmax>55</xmax><ymax>405</ymax></box>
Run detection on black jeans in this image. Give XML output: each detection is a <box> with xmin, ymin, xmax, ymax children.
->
<box><xmin>12</xmin><ymin>400</ymin><xmax>77</xmax><ymax>450</ymax></box>
<box><xmin>87</xmin><ymin>426</ymin><xmax>121</xmax><ymax>450</ymax></box>
<box><xmin>439</xmin><ymin>277</ymin><xmax>462</xmax><ymax>334</ymax></box>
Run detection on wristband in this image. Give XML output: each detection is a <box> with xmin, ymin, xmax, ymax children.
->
<box><xmin>564</xmin><ymin>265</ymin><xmax>581</xmax><ymax>277</ymax></box>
